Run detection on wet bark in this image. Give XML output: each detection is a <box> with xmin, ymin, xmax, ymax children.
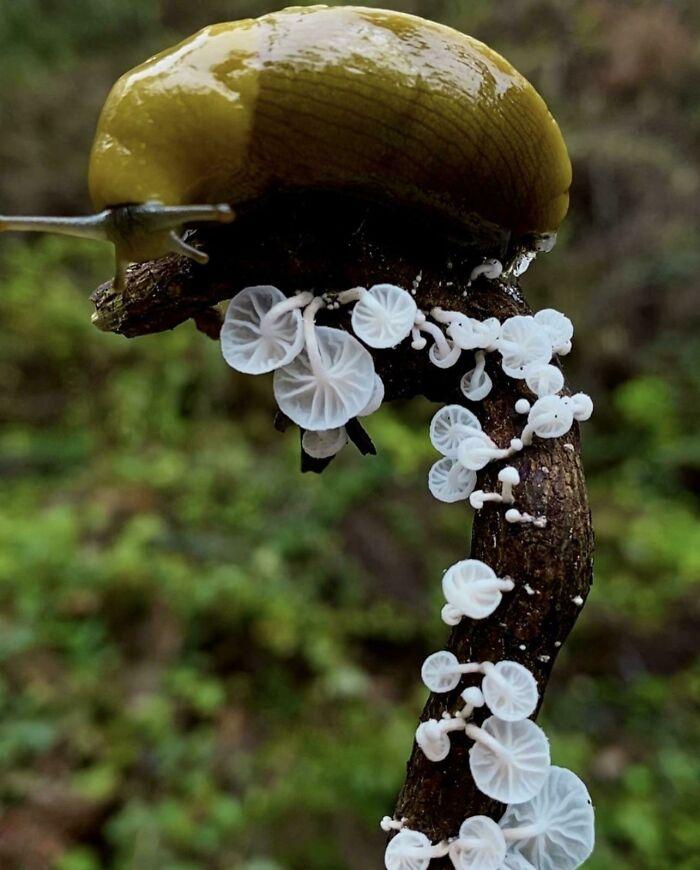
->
<box><xmin>90</xmin><ymin>194</ymin><xmax>593</xmax><ymax>863</ymax></box>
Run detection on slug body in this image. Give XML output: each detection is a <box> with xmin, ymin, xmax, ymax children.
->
<box><xmin>90</xmin><ymin>5</ymin><xmax>571</xmax><ymax>241</ymax></box>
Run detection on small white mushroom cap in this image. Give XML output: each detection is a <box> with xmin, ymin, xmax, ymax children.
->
<box><xmin>534</xmin><ymin>309</ymin><xmax>574</xmax><ymax>355</ymax></box>
<box><xmin>471</xmin><ymin>258</ymin><xmax>504</xmax><ymax>282</ymax></box>
<box><xmin>468</xmin><ymin>716</ymin><xmax>550</xmax><ymax>804</ymax></box>
<box><xmin>415</xmin><ymin>719</ymin><xmax>451</xmax><ymax>763</ymax></box>
<box><xmin>301</xmin><ymin>427</ymin><xmax>349</xmax><ymax>459</ymax></box>
<box><xmin>515</xmin><ymin>398</ymin><xmax>531</xmax><ymax>415</ymax></box>
<box><xmin>569</xmin><ymin>392</ymin><xmax>594</xmax><ymax>422</ymax></box>
<box><xmin>462</xmin><ymin>686</ymin><xmax>485</xmax><ymax>706</ymax></box>
<box><xmin>447</xmin><ymin>317</ymin><xmax>481</xmax><ymax>350</ymax></box>
<box><xmin>457</xmin><ymin>432</ymin><xmax>501</xmax><ymax>471</ymax></box>
<box><xmin>524</xmin><ymin>363</ymin><xmax>564</xmax><ymax>398</ymax></box>
<box><xmin>449</xmin><ymin>816</ymin><xmax>507</xmax><ymax>870</ymax></box>
<box><xmin>351</xmin><ymin>283</ymin><xmax>417</xmax><ymax>348</ymax></box>
<box><xmin>481</xmin><ymin>661</ymin><xmax>539</xmax><ymax>722</ymax></box>
<box><xmin>221</xmin><ymin>285</ymin><xmax>306</xmax><ymax>374</ymax></box>
<box><xmin>360</xmin><ymin>374</ymin><xmax>385</xmax><ymax>416</ymax></box>
<box><xmin>428</xmin><ymin>458</ymin><xmax>477</xmax><ymax>503</ymax></box>
<box><xmin>474</xmin><ymin>318</ymin><xmax>502</xmax><ymax>351</ymax></box>
<box><xmin>384</xmin><ymin>829</ymin><xmax>432</xmax><ymax>870</ymax></box>
<box><xmin>421</xmin><ymin>650</ymin><xmax>461</xmax><ymax>693</ymax></box>
<box><xmin>461</xmin><ymin>352</ymin><xmax>493</xmax><ymax>401</ymax></box>
<box><xmin>526</xmin><ymin>396</ymin><xmax>574</xmax><ymax>439</ymax></box>
<box><xmin>442</xmin><ymin>559</ymin><xmax>514</xmax><ymax>620</ymax></box>
<box><xmin>273</xmin><ymin>326</ymin><xmax>375</xmax><ymax>430</ymax></box>
<box><xmin>498</xmin><ymin>316</ymin><xmax>552</xmax><ymax>379</ymax></box>
<box><xmin>430</xmin><ymin>404</ymin><xmax>482</xmax><ymax>458</ymax></box>
<box><xmin>500</xmin><ymin>766</ymin><xmax>595</xmax><ymax>870</ymax></box>
<box><xmin>498</xmin><ymin>467</ymin><xmax>521</xmax><ymax>487</ymax></box>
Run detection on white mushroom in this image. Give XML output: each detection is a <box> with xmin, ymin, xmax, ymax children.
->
<box><xmin>449</xmin><ymin>816</ymin><xmax>507</xmax><ymax>870</ymax></box>
<box><xmin>524</xmin><ymin>363</ymin><xmax>564</xmax><ymax>398</ymax></box>
<box><xmin>498</xmin><ymin>467</ymin><xmax>520</xmax><ymax>503</ymax></box>
<box><xmin>458</xmin><ymin>432</ymin><xmax>523</xmax><ymax>471</ymax></box>
<box><xmin>461</xmin><ymin>351</ymin><xmax>493</xmax><ymax>401</ymax></box>
<box><xmin>505</xmin><ymin>509</ymin><xmax>547</xmax><ymax>529</ymax></box>
<box><xmin>301</xmin><ymin>427</ymin><xmax>349</xmax><ymax>459</ymax></box>
<box><xmin>420</xmin><ymin>650</ymin><xmax>483</xmax><ymax>693</ymax></box>
<box><xmin>416</xmin><ymin>318</ymin><xmax>461</xmax><ymax>368</ymax></box>
<box><xmin>533</xmin><ymin>309</ymin><xmax>574</xmax><ymax>356</ymax></box>
<box><xmin>466</xmin><ymin>716</ymin><xmax>551</xmax><ymax>804</ymax></box>
<box><xmin>380</xmin><ymin>817</ymin><xmax>407</xmax><ymax>833</ymax></box>
<box><xmin>520</xmin><ymin>396</ymin><xmax>574</xmax><ymax>445</ymax></box>
<box><xmin>442</xmin><ymin>559</ymin><xmax>515</xmax><ymax>623</ymax></box>
<box><xmin>347</xmin><ymin>283</ymin><xmax>417</xmax><ymax>348</ymax></box>
<box><xmin>499</xmin><ymin>766</ymin><xmax>595</xmax><ymax>870</ymax></box>
<box><xmin>473</xmin><ymin>318</ymin><xmax>502</xmax><ymax>351</ymax></box>
<box><xmin>428</xmin><ymin>457</ymin><xmax>477</xmax><ymax>503</ymax></box>
<box><xmin>515</xmin><ymin>398</ymin><xmax>532</xmax><ymax>415</ymax></box>
<box><xmin>359</xmin><ymin>374</ymin><xmax>385</xmax><ymax>416</ymax></box>
<box><xmin>384</xmin><ymin>829</ymin><xmax>449</xmax><ymax>870</ymax></box>
<box><xmin>221</xmin><ymin>286</ymin><xmax>313</xmax><ymax>374</ymax></box>
<box><xmin>498</xmin><ymin>316</ymin><xmax>552</xmax><ymax>379</ymax></box>
<box><xmin>481</xmin><ymin>661</ymin><xmax>539</xmax><ymax>722</ymax></box>
<box><xmin>568</xmin><ymin>392</ymin><xmax>594</xmax><ymax>421</ymax></box>
<box><xmin>429</xmin><ymin>404</ymin><xmax>482</xmax><ymax>458</ymax></box>
<box><xmin>273</xmin><ymin>297</ymin><xmax>375</xmax><ymax>430</ymax></box>
<box><xmin>415</xmin><ymin>717</ymin><xmax>466</xmax><ymax>762</ymax></box>
<box><xmin>470</xmin><ymin>258</ymin><xmax>504</xmax><ymax>282</ymax></box>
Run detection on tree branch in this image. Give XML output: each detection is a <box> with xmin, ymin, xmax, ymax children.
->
<box><xmin>89</xmin><ymin>194</ymin><xmax>593</xmax><ymax>862</ymax></box>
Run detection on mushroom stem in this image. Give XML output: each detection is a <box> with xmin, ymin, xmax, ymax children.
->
<box><xmin>502</xmin><ymin>823</ymin><xmax>543</xmax><ymax>841</ymax></box>
<box><xmin>337</xmin><ymin>286</ymin><xmax>365</xmax><ymax>305</ymax></box>
<box><xmin>417</xmin><ymin>320</ymin><xmax>452</xmax><ymax>358</ymax></box>
<box><xmin>431</xmin><ymin>307</ymin><xmax>468</xmax><ymax>325</ymax></box>
<box><xmin>463</xmin><ymin>722</ymin><xmax>506</xmax><ymax>758</ymax></box>
<box><xmin>263</xmin><ymin>290</ymin><xmax>314</xmax><ymax>328</ymax></box>
<box><xmin>380</xmin><ymin>816</ymin><xmax>407</xmax><ymax>832</ymax></box>
<box><xmin>402</xmin><ymin>842</ymin><xmax>451</xmax><ymax>860</ymax></box>
<box><xmin>302</xmin><ymin>295</ymin><xmax>327</xmax><ymax>377</ymax></box>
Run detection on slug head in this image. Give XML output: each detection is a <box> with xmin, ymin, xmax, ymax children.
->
<box><xmin>0</xmin><ymin>202</ymin><xmax>234</xmax><ymax>290</ymax></box>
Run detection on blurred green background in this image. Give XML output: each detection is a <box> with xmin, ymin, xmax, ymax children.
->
<box><xmin>1</xmin><ymin>1</ymin><xmax>699</xmax><ymax>868</ymax></box>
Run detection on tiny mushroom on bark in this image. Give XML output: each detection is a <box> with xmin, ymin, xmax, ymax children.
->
<box><xmin>498</xmin><ymin>315</ymin><xmax>552</xmax><ymax>379</ymax></box>
<box><xmin>480</xmin><ymin>661</ymin><xmax>539</xmax><ymax>722</ymax></box>
<box><xmin>221</xmin><ymin>285</ymin><xmax>312</xmax><ymax>374</ymax></box>
<box><xmin>428</xmin><ymin>457</ymin><xmax>477</xmax><ymax>503</ymax></box>
<box><xmin>421</xmin><ymin>650</ymin><xmax>483</xmax><ymax>694</ymax></box>
<box><xmin>461</xmin><ymin>350</ymin><xmax>493</xmax><ymax>401</ymax></box>
<box><xmin>524</xmin><ymin>363</ymin><xmax>564</xmax><ymax>398</ymax></box>
<box><xmin>301</xmin><ymin>427</ymin><xmax>349</xmax><ymax>459</ymax></box>
<box><xmin>521</xmin><ymin>395</ymin><xmax>574</xmax><ymax>445</ymax></box>
<box><xmin>384</xmin><ymin>829</ymin><xmax>449</xmax><ymax>870</ymax></box>
<box><xmin>273</xmin><ymin>297</ymin><xmax>375</xmax><ymax>430</ymax></box>
<box><xmin>533</xmin><ymin>309</ymin><xmax>574</xmax><ymax>356</ymax></box>
<box><xmin>568</xmin><ymin>392</ymin><xmax>594</xmax><ymax>421</ymax></box>
<box><xmin>466</xmin><ymin>716</ymin><xmax>551</xmax><ymax>804</ymax></box>
<box><xmin>499</xmin><ymin>766</ymin><xmax>595</xmax><ymax>870</ymax></box>
<box><xmin>347</xmin><ymin>283</ymin><xmax>417</xmax><ymax>348</ymax></box>
<box><xmin>430</xmin><ymin>404</ymin><xmax>482</xmax><ymax>458</ymax></box>
<box><xmin>470</xmin><ymin>258</ymin><xmax>504</xmax><ymax>282</ymax></box>
<box><xmin>441</xmin><ymin>559</ymin><xmax>515</xmax><ymax>624</ymax></box>
<box><xmin>449</xmin><ymin>815</ymin><xmax>507</xmax><ymax>870</ymax></box>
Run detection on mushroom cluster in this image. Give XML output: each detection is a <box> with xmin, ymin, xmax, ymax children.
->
<box><xmin>219</xmin><ymin>283</ymin><xmax>595</xmax><ymax>868</ymax></box>
<box><xmin>221</xmin><ymin>284</ymin><xmax>408</xmax><ymax>462</ymax></box>
<box><xmin>384</xmin><ymin>764</ymin><xmax>594</xmax><ymax>870</ymax></box>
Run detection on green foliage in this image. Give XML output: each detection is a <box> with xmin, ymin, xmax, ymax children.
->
<box><xmin>1</xmin><ymin>2</ymin><xmax>699</xmax><ymax>868</ymax></box>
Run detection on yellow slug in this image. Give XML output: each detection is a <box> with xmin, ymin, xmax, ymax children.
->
<box><xmin>1</xmin><ymin>5</ymin><xmax>571</xmax><ymax>287</ymax></box>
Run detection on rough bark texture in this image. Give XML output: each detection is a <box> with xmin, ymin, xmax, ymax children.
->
<box><xmin>90</xmin><ymin>194</ymin><xmax>593</xmax><ymax>863</ymax></box>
